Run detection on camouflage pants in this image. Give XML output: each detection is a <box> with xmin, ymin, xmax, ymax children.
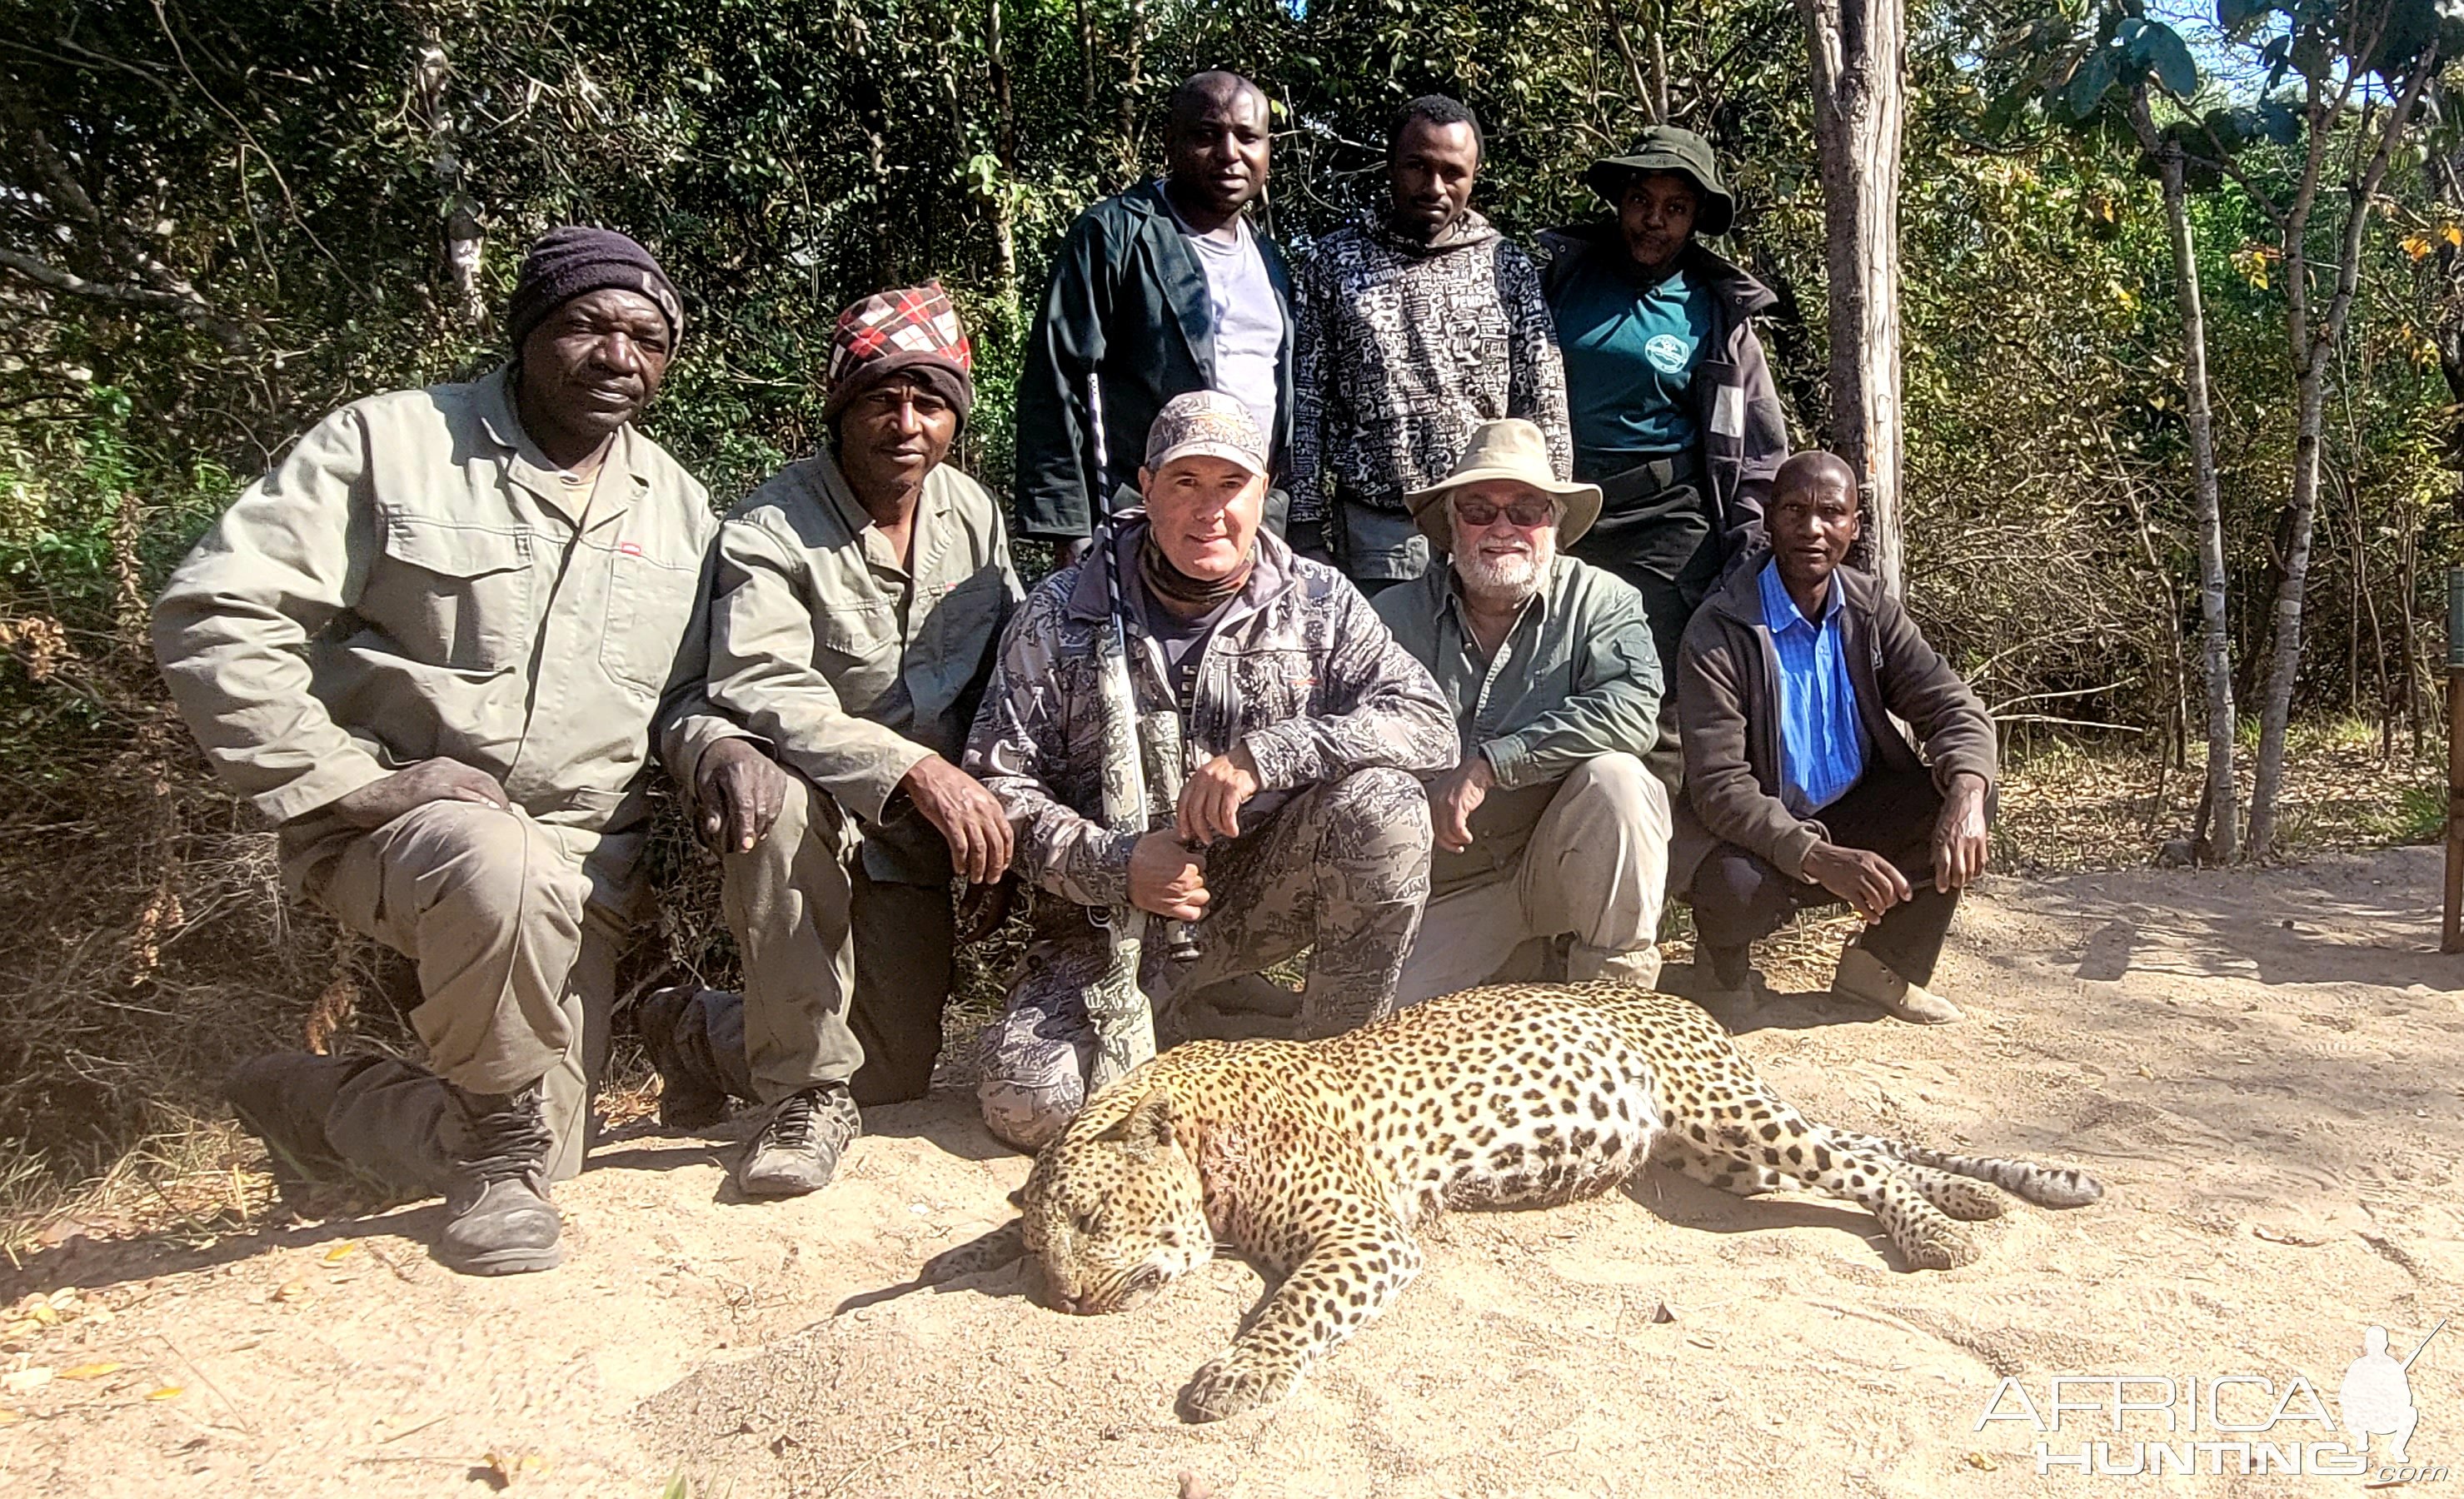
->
<box><xmin>976</xmin><ymin>765</ymin><xmax>1432</xmax><ymax>1151</ymax></box>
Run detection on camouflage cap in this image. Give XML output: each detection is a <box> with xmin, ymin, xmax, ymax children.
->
<box><xmin>1142</xmin><ymin>390</ymin><xmax>1269</xmax><ymax>479</ymax></box>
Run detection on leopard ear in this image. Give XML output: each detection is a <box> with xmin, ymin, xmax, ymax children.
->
<box><xmin>1104</xmin><ymin>1088</ymin><xmax>1177</xmax><ymax>1158</ymax></box>
<box><xmin>1006</xmin><ymin>1187</ymin><xmax>1025</xmax><ymax>1209</ymax></box>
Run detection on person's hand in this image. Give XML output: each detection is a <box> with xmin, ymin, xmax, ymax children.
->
<box><xmin>1176</xmin><ymin>744</ymin><xmax>1262</xmax><ymax>845</ymax></box>
<box><xmin>1429</xmin><ymin>756</ymin><xmax>1495</xmax><ymax>854</ymax></box>
<box><xmin>696</xmin><ymin>739</ymin><xmax>790</xmax><ymax>854</ymax></box>
<box><xmin>1055</xmin><ymin>535</ymin><xmax>1096</xmax><ymax>571</ymax></box>
<box><xmin>1128</xmin><ymin>830</ymin><xmax>1209</xmax><ymax>921</ymax></box>
<box><xmin>902</xmin><ymin>755</ymin><xmax>1015</xmax><ymax>885</ymax></box>
<box><xmin>1801</xmin><ymin>842</ymin><xmax>1912</xmax><ymax>922</ymax></box>
<box><xmin>1933</xmin><ymin>773</ymin><xmax>1991</xmax><ymax>893</ymax></box>
<box><xmin>331</xmin><ymin>758</ymin><xmax>509</xmax><ymax>829</ymax></box>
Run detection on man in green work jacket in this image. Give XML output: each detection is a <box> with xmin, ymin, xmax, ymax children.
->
<box><xmin>1011</xmin><ymin>69</ymin><xmax>1295</xmax><ymax>551</ymax></box>
<box><xmin>1374</xmin><ymin>419</ymin><xmax>1673</xmax><ymax>1004</ymax></box>
<box><xmin>636</xmin><ymin>283</ymin><xmax>1021</xmax><ymax>1197</ymax></box>
<box><xmin>152</xmin><ymin>228</ymin><xmax>772</xmax><ymax>1276</ymax></box>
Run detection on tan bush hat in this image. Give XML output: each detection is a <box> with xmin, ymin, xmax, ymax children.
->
<box><xmin>1404</xmin><ymin>419</ymin><xmax>1603</xmax><ymax>550</ymax></box>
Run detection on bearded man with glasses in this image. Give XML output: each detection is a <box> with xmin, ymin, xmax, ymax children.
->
<box><xmin>1373</xmin><ymin>419</ymin><xmax>1673</xmax><ymax>1004</ymax></box>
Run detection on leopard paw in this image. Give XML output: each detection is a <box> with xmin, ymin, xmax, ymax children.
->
<box><xmin>1901</xmin><ymin>1220</ymin><xmax>1982</xmax><ymax>1271</ymax></box>
<box><xmin>1930</xmin><ymin>1178</ymin><xmax>2009</xmax><ymax>1222</ymax></box>
<box><xmin>1180</xmin><ymin>1351</ymin><xmax>1299</xmax><ymax>1422</ymax></box>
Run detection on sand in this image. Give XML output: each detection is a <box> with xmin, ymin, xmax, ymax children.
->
<box><xmin>2</xmin><ymin>845</ymin><xmax>2457</xmax><ymax>1497</ymax></box>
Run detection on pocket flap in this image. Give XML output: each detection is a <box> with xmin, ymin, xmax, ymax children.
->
<box><xmin>382</xmin><ymin>516</ymin><xmax>529</xmax><ymax>579</ymax></box>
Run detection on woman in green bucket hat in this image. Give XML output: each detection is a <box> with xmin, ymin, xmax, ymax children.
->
<box><xmin>1536</xmin><ymin>125</ymin><xmax>1791</xmax><ymax>793</ymax></box>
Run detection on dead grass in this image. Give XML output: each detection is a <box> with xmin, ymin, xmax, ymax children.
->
<box><xmin>1994</xmin><ymin>718</ymin><xmax>2447</xmax><ymax>874</ymax></box>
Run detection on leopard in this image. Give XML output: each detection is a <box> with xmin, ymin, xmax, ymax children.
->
<box><xmin>1018</xmin><ymin>980</ymin><xmax>2103</xmax><ymax>1423</ymax></box>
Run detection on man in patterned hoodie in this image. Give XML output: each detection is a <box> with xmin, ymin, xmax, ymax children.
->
<box><xmin>1289</xmin><ymin>95</ymin><xmax>1570</xmax><ymax>592</ymax></box>
<box><xmin>967</xmin><ymin>391</ymin><xmax>1458</xmax><ymax>1150</ymax></box>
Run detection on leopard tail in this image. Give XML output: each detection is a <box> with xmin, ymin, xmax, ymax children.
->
<box><xmin>1818</xmin><ymin>1127</ymin><xmax>2105</xmax><ymax>1208</ymax></box>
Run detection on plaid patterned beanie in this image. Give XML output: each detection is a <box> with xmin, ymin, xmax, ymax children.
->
<box><xmin>822</xmin><ymin>281</ymin><xmax>975</xmax><ymax>424</ymax></box>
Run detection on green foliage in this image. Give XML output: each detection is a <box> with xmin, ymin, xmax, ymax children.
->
<box><xmin>0</xmin><ymin>0</ymin><xmax>2454</xmax><ymax>750</ymax></box>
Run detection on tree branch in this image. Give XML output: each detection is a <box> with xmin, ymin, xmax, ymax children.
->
<box><xmin>0</xmin><ymin>248</ymin><xmax>244</xmax><ymax>346</ymax></box>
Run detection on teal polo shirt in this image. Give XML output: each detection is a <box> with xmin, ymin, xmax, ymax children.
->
<box><xmin>1553</xmin><ymin>258</ymin><xmax>1713</xmax><ymax>477</ymax></box>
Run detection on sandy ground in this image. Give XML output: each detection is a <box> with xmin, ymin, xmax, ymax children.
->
<box><xmin>2</xmin><ymin>845</ymin><xmax>2458</xmax><ymax>1498</ymax></box>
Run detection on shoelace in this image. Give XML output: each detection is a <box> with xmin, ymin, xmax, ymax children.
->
<box><xmin>764</xmin><ymin>1091</ymin><xmax>820</xmax><ymax>1149</ymax></box>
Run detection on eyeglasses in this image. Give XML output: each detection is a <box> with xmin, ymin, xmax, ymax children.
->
<box><xmin>1453</xmin><ymin>495</ymin><xmax>1557</xmax><ymax>528</ymax></box>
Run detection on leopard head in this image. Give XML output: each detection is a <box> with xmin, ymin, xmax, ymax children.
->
<box><xmin>1020</xmin><ymin>1087</ymin><xmax>1212</xmax><ymax>1315</ymax></box>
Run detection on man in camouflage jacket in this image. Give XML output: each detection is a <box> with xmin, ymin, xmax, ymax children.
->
<box><xmin>1289</xmin><ymin>95</ymin><xmax>1569</xmax><ymax>591</ymax></box>
<box><xmin>964</xmin><ymin>392</ymin><xmax>1458</xmax><ymax>1151</ymax></box>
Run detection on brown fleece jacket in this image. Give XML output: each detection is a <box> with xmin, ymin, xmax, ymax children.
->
<box><xmin>1673</xmin><ymin>556</ymin><xmax>1997</xmax><ymax>880</ymax></box>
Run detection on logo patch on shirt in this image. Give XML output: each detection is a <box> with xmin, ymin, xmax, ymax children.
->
<box><xmin>618</xmin><ymin>541</ymin><xmax>644</xmax><ymax>556</ymax></box>
<box><xmin>1644</xmin><ymin>333</ymin><xmax>1693</xmax><ymax>376</ymax></box>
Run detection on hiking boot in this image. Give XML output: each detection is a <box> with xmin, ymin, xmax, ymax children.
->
<box><xmin>635</xmin><ymin>984</ymin><xmax>730</xmax><ymax>1131</ymax></box>
<box><xmin>1831</xmin><ymin>945</ymin><xmax>1963</xmax><ymax>1024</ymax></box>
<box><xmin>737</xmin><ymin>1085</ymin><xmax>860</xmax><ymax>1198</ymax></box>
<box><xmin>436</xmin><ymin>1083</ymin><xmax>564</xmax><ymax>1276</ymax></box>
<box><xmin>223</xmin><ymin>1052</ymin><xmax>367</xmax><ymax>1198</ymax></box>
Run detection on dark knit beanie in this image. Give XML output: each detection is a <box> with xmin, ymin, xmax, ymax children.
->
<box><xmin>504</xmin><ymin>227</ymin><xmax>685</xmax><ymax>352</ymax></box>
<box><xmin>822</xmin><ymin>281</ymin><xmax>975</xmax><ymax>426</ymax></box>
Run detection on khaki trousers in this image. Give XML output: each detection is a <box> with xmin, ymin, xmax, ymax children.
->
<box><xmin>1392</xmin><ymin>754</ymin><xmax>1671</xmax><ymax>1007</ymax></box>
<box><xmin>306</xmin><ymin>799</ymin><xmax>617</xmax><ymax>1184</ymax></box>
<box><xmin>715</xmin><ymin>772</ymin><xmax>956</xmax><ymax>1105</ymax></box>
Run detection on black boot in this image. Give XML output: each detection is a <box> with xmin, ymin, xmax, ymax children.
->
<box><xmin>633</xmin><ymin>985</ymin><xmax>731</xmax><ymax>1131</ymax></box>
<box><xmin>436</xmin><ymin>1083</ymin><xmax>563</xmax><ymax>1276</ymax></box>
<box><xmin>222</xmin><ymin>1052</ymin><xmax>376</xmax><ymax>1199</ymax></box>
<box><xmin>737</xmin><ymin>1084</ymin><xmax>860</xmax><ymax>1198</ymax></box>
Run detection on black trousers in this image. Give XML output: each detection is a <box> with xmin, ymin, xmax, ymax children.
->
<box><xmin>1567</xmin><ymin>462</ymin><xmax>1725</xmax><ymax>796</ymax></box>
<box><xmin>1688</xmin><ymin>767</ymin><xmax>1959</xmax><ymax>987</ymax></box>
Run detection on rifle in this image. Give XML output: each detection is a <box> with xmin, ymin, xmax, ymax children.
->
<box><xmin>1079</xmin><ymin>373</ymin><xmax>1200</xmax><ymax>1093</ymax></box>
<box><xmin>1085</xmin><ymin>520</ymin><xmax>1208</xmax><ymax>1092</ymax></box>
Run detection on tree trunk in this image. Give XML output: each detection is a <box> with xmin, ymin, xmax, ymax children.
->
<box><xmin>1075</xmin><ymin>0</ymin><xmax>1097</xmax><ymax>122</ymax></box>
<box><xmin>984</xmin><ymin>0</ymin><xmax>1019</xmax><ymax>309</ymax></box>
<box><xmin>2246</xmin><ymin>51</ymin><xmax>2438</xmax><ymax>859</ymax></box>
<box><xmin>1797</xmin><ymin>0</ymin><xmax>1907</xmax><ymax>595</ymax></box>
<box><xmin>2134</xmin><ymin>93</ymin><xmax>2238</xmax><ymax>861</ymax></box>
<box><xmin>1118</xmin><ymin>0</ymin><xmax>1147</xmax><ymax>177</ymax></box>
<box><xmin>2182</xmin><ymin>266</ymin><xmax>2239</xmax><ymax>862</ymax></box>
<box><xmin>2248</xmin><ymin>363</ymin><xmax>2329</xmax><ymax>858</ymax></box>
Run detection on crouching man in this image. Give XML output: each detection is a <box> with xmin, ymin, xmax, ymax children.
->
<box><xmin>1674</xmin><ymin>451</ymin><xmax>1997</xmax><ymax>1023</ymax></box>
<box><xmin>153</xmin><ymin>228</ymin><xmax>761</xmax><ymax>1274</ymax></box>
<box><xmin>1376</xmin><ymin>419</ymin><xmax>1673</xmax><ymax>1004</ymax></box>
<box><xmin>966</xmin><ymin>391</ymin><xmax>1457</xmax><ymax>1150</ymax></box>
<box><xmin>636</xmin><ymin>284</ymin><xmax>1020</xmax><ymax>1196</ymax></box>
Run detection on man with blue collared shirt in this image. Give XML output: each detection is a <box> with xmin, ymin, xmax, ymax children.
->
<box><xmin>1673</xmin><ymin>452</ymin><xmax>1998</xmax><ymax>1024</ymax></box>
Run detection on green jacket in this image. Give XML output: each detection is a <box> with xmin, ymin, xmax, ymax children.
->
<box><xmin>1374</xmin><ymin>554</ymin><xmax>1662</xmax><ymax>897</ymax></box>
<box><xmin>1012</xmin><ymin>181</ymin><xmax>1295</xmax><ymax>544</ymax></box>
<box><xmin>709</xmin><ymin>448</ymin><xmax>1020</xmax><ymax>884</ymax></box>
<box><xmin>152</xmin><ymin>366</ymin><xmax>743</xmax><ymax>899</ymax></box>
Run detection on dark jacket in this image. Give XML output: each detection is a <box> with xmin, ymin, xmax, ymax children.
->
<box><xmin>1535</xmin><ymin>229</ymin><xmax>1789</xmax><ymax>560</ymax></box>
<box><xmin>1674</xmin><ymin>556</ymin><xmax>1997</xmax><ymax>880</ymax></box>
<box><xmin>1012</xmin><ymin>182</ymin><xmax>1296</xmax><ymax>545</ymax></box>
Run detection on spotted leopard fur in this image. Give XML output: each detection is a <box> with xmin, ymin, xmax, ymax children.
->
<box><xmin>1019</xmin><ymin>981</ymin><xmax>2102</xmax><ymax>1422</ymax></box>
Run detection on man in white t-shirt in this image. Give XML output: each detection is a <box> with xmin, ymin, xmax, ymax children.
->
<box><xmin>1013</xmin><ymin>71</ymin><xmax>1297</xmax><ymax>553</ymax></box>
